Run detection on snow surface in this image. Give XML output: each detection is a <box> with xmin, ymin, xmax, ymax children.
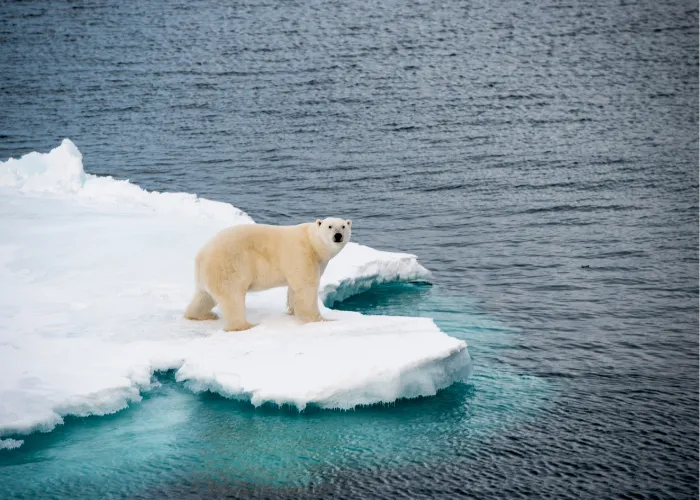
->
<box><xmin>0</xmin><ymin>140</ymin><xmax>471</xmax><ymax>445</ymax></box>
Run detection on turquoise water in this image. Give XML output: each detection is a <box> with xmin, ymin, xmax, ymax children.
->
<box><xmin>0</xmin><ymin>285</ymin><xmax>549</xmax><ymax>498</ymax></box>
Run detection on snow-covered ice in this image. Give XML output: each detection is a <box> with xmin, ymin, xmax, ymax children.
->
<box><xmin>0</xmin><ymin>140</ymin><xmax>471</xmax><ymax>445</ymax></box>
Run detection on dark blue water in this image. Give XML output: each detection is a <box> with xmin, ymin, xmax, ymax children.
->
<box><xmin>1</xmin><ymin>0</ymin><xmax>697</xmax><ymax>498</ymax></box>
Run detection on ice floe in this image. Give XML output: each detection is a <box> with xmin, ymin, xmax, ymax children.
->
<box><xmin>0</xmin><ymin>140</ymin><xmax>471</xmax><ymax>445</ymax></box>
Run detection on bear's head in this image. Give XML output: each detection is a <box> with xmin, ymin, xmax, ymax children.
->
<box><xmin>314</xmin><ymin>217</ymin><xmax>352</xmax><ymax>255</ymax></box>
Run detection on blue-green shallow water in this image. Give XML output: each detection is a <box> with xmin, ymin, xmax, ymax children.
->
<box><xmin>0</xmin><ymin>285</ymin><xmax>549</xmax><ymax>499</ymax></box>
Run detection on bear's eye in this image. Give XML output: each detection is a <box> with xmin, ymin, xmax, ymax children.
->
<box><xmin>328</xmin><ymin>225</ymin><xmax>332</xmax><ymax>229</ymax></box>
<box><xmin>342</xmin><ymin>225</ymin><xmax>345</xmax><ymax>229</ymax></box>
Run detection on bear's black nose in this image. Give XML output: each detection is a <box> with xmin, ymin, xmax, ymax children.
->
<box><xmin>334</xmin><ymin>233</ymin><xmax>343</xmax><ymax>243</ymax></box>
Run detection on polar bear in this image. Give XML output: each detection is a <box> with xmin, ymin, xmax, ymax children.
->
<box><xmin>184</xmin><ymin>217</ymin><xmax>352</xmax><ymax>331</ymax></box>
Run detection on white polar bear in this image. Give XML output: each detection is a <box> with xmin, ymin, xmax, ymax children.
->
<box><xmin>184</xmin><ymin>217</ymin><xmax>352</xmax><ymax>331</ymax></box>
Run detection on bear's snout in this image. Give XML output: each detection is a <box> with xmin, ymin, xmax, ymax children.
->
<box><xmin>334</xmin><ymin>233</ymin><xmax>343</xmax><ymax>243</ymax></box>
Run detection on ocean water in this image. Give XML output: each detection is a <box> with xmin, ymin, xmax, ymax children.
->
<box><xmin>0</xmin><ymin>0</ymin><xmax>698</xmax><ymax>498</ymax></box>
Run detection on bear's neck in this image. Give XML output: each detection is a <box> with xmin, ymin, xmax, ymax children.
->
<box><xmin>305</xmin><ymin>224</ymin><xmax>339</xmax><ymax>264</ymax></box>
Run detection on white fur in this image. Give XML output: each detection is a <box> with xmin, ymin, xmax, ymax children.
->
<box><xmin>184</xmin><ymin>217</ymin><xmax>352</xmax><ymax>331</ymax></box>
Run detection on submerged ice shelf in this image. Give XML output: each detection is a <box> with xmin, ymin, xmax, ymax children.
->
<box><xmin>0</xmin><ymin>140</ymin><xmax>471</xmax><ymax>445</ymax></box>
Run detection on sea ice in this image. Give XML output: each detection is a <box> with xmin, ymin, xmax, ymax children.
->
<box><xmin>0</xmin><ymin>140</ymin><xmax>471</xmax><ymax>445</ymax></box>
<box><xmin>0</xmin><ymin>438</ymin><xmax>24</xmax><ymax>450</ymax></box>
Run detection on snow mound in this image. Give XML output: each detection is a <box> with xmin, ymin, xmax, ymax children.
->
<box><xmin>323</xmin><ymin>245</ymin><xmax>431</xmax><ymax>306</ymax></box>
<box><xmin>0</xmin><ymin>139</ymin><xmax>253</xmax><ymax>223</ymax></box>
<box><xmin>0</xmin><ymin>141</ymin><xmax>471</xmax><ymax>442</ymax></box>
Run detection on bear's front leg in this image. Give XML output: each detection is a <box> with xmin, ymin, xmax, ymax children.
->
<box><xmin>291</xmin><ymin>286</ymin><xmax>325</xmax><ymax>323</ymax></box>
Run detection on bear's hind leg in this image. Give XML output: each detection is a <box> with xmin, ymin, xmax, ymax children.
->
<box><xmin>184</xmin><ymin>290</ymin><xmax>218</xmax><ymax>320</ymax></box>
<box><xmin>214</xmin><ymin>289</ymin><xmax>255</xmax><ymax>331</ymax></box>
<box><xmin>286</xmin><ymin>288</ymin><xmax>296</xmax><ymax>315</ymax></box>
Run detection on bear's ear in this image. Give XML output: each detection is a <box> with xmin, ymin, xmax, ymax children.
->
<box><xmin>316</xmin><ymin>219</ymin><xmax>322</xmax><ymax>226</ymax></box>
<box><xmin>346</xmin><ymin>220</ymin><xmax>352</xmax><ymax>227</ymax></box>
